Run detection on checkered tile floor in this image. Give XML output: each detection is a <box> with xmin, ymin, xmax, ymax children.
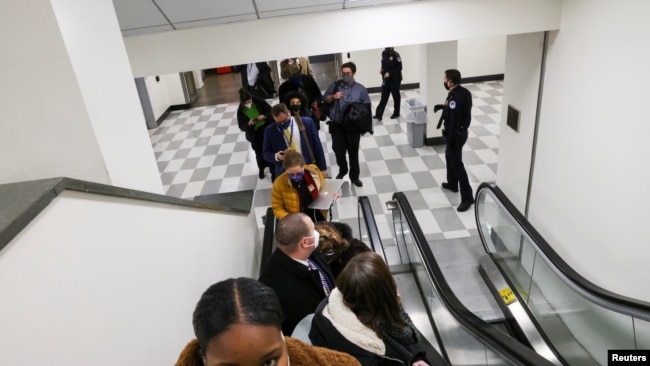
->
<box><xmin>149</xmin><ymin>81</ymin><xmax>502</xmax><ymax>255</ymax></box>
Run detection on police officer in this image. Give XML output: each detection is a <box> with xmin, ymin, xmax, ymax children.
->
<box><xmin>434</xmin><ymin>69</ymin><xmax>474</xmax><ymax>212</ymax></box>
<box><xmin>373</xmin><ymin>47</ymin><xmax>402</xmax><ymax>121</ymax></box>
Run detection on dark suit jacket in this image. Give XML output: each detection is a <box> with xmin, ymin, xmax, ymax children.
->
<box><xmin>262</xmin><ymin>116</ymin><xmax>327</xmax><ymax>177</ymax></box>
<box><xmin>259</xmin><ymin>249</ymin><xmax>334</xmax><ymax>335</ymax></box>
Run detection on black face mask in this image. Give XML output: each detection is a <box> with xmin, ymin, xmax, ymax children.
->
<box><xmin>443</xmin><ymin>81</ymin><xmax>450</xmax><ymax>91</ymax></box>
<box><xmin>289</xmin><ymin>104</ymin><xmax>302</xmax><ymax>112</ymax></box>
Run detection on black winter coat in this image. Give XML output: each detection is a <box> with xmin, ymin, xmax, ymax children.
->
<box><xmin>259</xmin><ymin>249</ymin><xmax>334</xmax><ymax>335</ymax></box>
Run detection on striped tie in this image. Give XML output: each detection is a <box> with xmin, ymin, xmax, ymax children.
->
<box><xmin>307</xmin><ymin>259</ymin><xmax>330</xmax><ymax>296</ymax></box>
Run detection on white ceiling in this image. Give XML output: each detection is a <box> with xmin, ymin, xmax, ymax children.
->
<box><xmin>112</xmin><ymin>0</ymin><xmax>422</xmax><ymax>37</ymax></box>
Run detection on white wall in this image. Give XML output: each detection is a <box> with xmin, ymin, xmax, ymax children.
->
<box><xmin>145</xmin><ymin>73</ymin><xmax>187</xmax><ymax>121</ymax></box>
<box><xmin>458</xmin><ymin>36</ymin><xmax>507</xmax><ymax>78</ymax></box>
<box><xmin>527</xmin><ymin>0</ymin><xmax>650</xmax><ymax>301</ymax></box>
<box><xmin>51</xmin><ymin>0</ymin><xmax>163</xmax><ymax>193</ymax></box>
<box><xmin>123</xmin><ymin>0</ymin><xmax>561</xmax><ymax>78</ymax></box>
<box><xmin>0</xmin><ymin>0</ymin><xmax>109</xmax><ymax>185</ymax></box>
<box><xmin>497</xmin><ymin>32</ymin><xmax>545</xmax><ymax>212</ymax></box>
<box><xmin>0</xmin><ymin>191</ymin><xmax>260</xmax><ymax>365</ymax></box>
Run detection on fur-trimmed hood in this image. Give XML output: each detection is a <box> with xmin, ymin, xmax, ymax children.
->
<box><xmin>322</xmin><ymin>288</ymin><xmax>385</xmax><ymax>356</ymax></box>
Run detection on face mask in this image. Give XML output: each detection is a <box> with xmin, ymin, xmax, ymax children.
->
<box><xmin>289</xmin><ymin>104</ymin><xmax>302</xmax><ymax>112</ymax></box>
<box><xmin>279</xmin><ymin>118</ymin><xmax>291</xmax><ymax>129</ymax></box>
<box><xmin>443</xmin><ymin>81</ymin><xmax>450</xmax><ymax>91</ymax></box>
<box><xmin>342</xmin><ymin>74</ymin><xmax>353</xmax><ymax>83</ymax></box>
<box><xmin>305</xmin><ymin>230</ymin><xmax>320</xmax><ymax>249</ymax></box>
<box><xmin>288</xmin><ymin>170</ymin><xmax>305</xmax><ymax>182</ymax></box>
<box><xmin>244</xmin><ymin>102</ymin><xmax>252</xmax><ymax>109</ymax></box>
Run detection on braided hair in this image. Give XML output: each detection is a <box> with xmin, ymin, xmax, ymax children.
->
<box><xmin>192</xmin><ymin>278</ymin><xmax>283</xmax><ymax>358</ymax></box>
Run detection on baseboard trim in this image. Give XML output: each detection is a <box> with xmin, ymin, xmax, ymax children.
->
<box><xmin>367</xmin><ymin>82</ymin><xmax>419</xmax><ymax>94</ymax></box>
<box><xmin>155</xmin><ymin>104</ymin><xmax>190</xmax><ymax>127</ymax></box>
<box><xmin>462</xmin><ymin>74</ymin><xmax>504</xmax><ymax>84</ymax></box>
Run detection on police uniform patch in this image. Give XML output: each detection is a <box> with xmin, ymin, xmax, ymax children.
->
<box><xmin>449</xmin><ymin>101</ymin><xmax>456</xmax><ymax>109</ymax></box>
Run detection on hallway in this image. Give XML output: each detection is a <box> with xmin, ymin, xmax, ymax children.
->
<box><xmin>148</xmin><ymin>77</ymin><xmax>503</xmax><ymax>250</ymax></box>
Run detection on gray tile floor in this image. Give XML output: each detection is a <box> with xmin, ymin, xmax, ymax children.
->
<box><xmin>149</xmin><ymin>81</ymin><xmax>503</xmax><ymax>251</ymax></box>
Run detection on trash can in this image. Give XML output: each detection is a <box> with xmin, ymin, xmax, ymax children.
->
<box><xmin>402</xmin><ymin>99</ymin><xmax>427</xmax><ymax>148</ymax></box>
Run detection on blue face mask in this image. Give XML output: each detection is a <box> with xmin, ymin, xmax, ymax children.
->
<box><xmin>288</xmin><ymin>170</ymin><xmax>305</xmax><ymax>182</ymax></box>
<box><xmin>290</xmin><ymin>75</ymin><xmax>303</xmax><ymax>85</ymax></box>
<box><xmin>279</xmin><ymin>118</ymin><xmax>291</xmax><ymax>129</ymax></box>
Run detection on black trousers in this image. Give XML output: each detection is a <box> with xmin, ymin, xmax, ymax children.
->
<box><xmin>445</xmin><ymin>133</ymin><xmax>473</xmax><ymax>202</ymax></box>
<box><xmin>375</xmin><ymin>78</ymin><xmax>401</xmax><ymax>118</ymax></box>
<box><xmin>330</xmin><ymin>123</ymin><xmax>361</xmax><ymax>181</ymax></box>
<box><xmin>252</xmin><ymin>126</ymin><xmax>268</xmax><ymax>171</ymax></box>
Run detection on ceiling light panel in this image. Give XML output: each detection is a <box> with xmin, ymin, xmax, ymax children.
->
<box><xmin>112</xmin><ymin>0</ymin><xmax>171</xmax><ymax>30</ymax></box>
<box><xmin>256</xmin><ymin>0</ymin><xmax>341</xmax><ymax>18</ymax></box>
<box><xmin>154</xmin><ymin>0</ymin><xmax>257</xmax><ymax>23</ymax></box>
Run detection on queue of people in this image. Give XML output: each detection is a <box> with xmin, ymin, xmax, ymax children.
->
<box><xmin>177</xmin><ymin>212</ymin><xmax>432</xmax><ymax>366</ymax></box>
<box><xmin>233</xmin><ymin>54</ymin><xmax>474</xmax><ymax>216</ymax></box>
<box><xmin>175</xmin><ymin>52</ymin><xmax>479</xmax><ymax>366</ymax></box>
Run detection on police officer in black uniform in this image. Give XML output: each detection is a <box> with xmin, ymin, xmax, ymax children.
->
<box><xmin>434</xmin><ymin>69</ymin><xmax>474</xmax><ymax>212</ymax></box>
<box><xmin>373</xmin><ymin>47</ymin><xmax>402</xmax><ymax>121</ymax></box>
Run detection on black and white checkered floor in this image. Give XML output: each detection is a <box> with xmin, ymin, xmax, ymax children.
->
<box><xmin>149</xmin><ymin>82</ymin><xmax>502</xmax><ymax>251</ymax></box>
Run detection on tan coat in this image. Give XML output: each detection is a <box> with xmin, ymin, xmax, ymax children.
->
<box><xmin>175</xmin><ymin>337</ymin><xmax>361</xmax><ymax>366</ymax></box>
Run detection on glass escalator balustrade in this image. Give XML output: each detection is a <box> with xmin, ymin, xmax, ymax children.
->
<box><xmin>476</xmin><ymin>185</ymin><xmax>650</xmax><ymax>366</ymax></box>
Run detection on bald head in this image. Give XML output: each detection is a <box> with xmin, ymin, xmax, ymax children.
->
<box><xmin>276</xmin><ymin>213</ymin><xmax>311</xmax><ymax>246</ymax></box>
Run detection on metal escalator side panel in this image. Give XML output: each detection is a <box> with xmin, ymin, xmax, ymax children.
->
<box><xmin>479</xmin><ymin>255</ymin><xmax>563</xmax><ymax>365</ymax></box>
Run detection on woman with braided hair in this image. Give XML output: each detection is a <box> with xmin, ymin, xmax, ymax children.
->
<box><xmin>309</xmin><ymin>252</ymin><xmax>431</xmax><ymax>366</ymax></box>
<box><xmin>175</xmin><ymin>277</ymin><xmax>360</xmax><ymax>366</ymax></box>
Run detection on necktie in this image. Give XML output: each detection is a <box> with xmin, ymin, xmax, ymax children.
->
<box><xmin>284</xmin><ymin>121</ymin><xmax>296</xmax><ymax>150</ymax></box>
<box><xmin>307</xmin><ymin>259</ymin><xmax>330</xmax><ymax>296</ymax></box>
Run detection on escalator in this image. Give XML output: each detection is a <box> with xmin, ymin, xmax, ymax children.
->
<box><xmin>385</xmin><ymin>184</ymin><xmax>650</xmax><ymax>365</ymax></box>
<box><xmin>474</xmin><ymin>183</ymin><xmax>650</xmax><ymax>365</ymax></box>
<box><xmin>260</xmin><ymin>184</ymin><xmax>650</xmax><ymax>365</ymax></box>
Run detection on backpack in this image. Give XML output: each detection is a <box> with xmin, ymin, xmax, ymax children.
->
<box><xmin>318</xmin><ymin>80</ymin><xmax>343</xmax><ymax>121</ymax></box>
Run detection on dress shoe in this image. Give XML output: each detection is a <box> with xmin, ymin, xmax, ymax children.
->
<box><xmin>441</xmin><ymin>182</ymin><xmax>459</xmax><ymax>193</ymax></box>
<box><xmin>352</xmin><ymin>179</ymin><xmax>363</xmax><ymax>187</ymax></box>
<box><xmin>373</xmin><ymin>115</ymin><xmax>382</xmax><ymax>121</ymax></box>
<box><xmin>258</xmin><ymin>169</ymin><xmax>265</xmax><ymax>179</ymax></box>
<box><xmin>457</xmin><ymin>199</ymin><xmax>475</xmax><ymax>212</ymax></box>
<box><xmin>336</xmin><ymin>171</ymin><xmax>347</xmax><ymax>179</ymax></box>
<box><xmin>390</xmin><ymin>114</ymin><xmax>400</xmax><ymax>119</ymax></box>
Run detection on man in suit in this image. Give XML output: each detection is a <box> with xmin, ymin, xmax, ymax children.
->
<box><xmin>259</xmin><ymin>212</ymin><xmax>334</xmax><ymax>335</ymax></box>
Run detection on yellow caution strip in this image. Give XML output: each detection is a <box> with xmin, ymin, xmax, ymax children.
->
<box><xmin>500</xmin><ymin>287</ymin><xmax>517</xmax><ymax>305</ymax></box>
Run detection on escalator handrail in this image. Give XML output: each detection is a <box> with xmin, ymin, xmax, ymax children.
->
<box><xmin>475</xmin><ymin>183</ymin><xmax>650</xmax><ymax>322</ymax></box>
<box><xmin>357</xmin><ymin>196</ymin><xmax>380</xmax><ymax>254</ymax></box>
<box><xmin>393</xmin><ymin>192</ymin><xmax>556</xmax><ymax>366</ymax></box>
<box><xmin>260</xmin><ymin>207</ymin><xmax>275</xmax><ymax>270</ymax></box>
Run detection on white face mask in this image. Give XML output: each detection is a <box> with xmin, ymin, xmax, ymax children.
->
<box><xmin>305</xmin><ymin>230</ymin><xmax>320</xmax><ymax>249</ymax></box>
<box><xmin>244</xmin><ymin>102</ymin><xmax>252</xmax><ymax>108</ymax></box>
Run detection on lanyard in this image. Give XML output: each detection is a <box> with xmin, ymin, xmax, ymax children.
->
<box><xmin>280</xmin><ymin>117</ymin><xmax>295</xmax><ymax>149</ymax></box>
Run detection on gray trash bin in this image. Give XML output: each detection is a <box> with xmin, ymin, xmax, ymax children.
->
<box><xmin>402</xmin><ymin>99</ymin><xmax>426</xmax><ymax>148</ymax></box>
